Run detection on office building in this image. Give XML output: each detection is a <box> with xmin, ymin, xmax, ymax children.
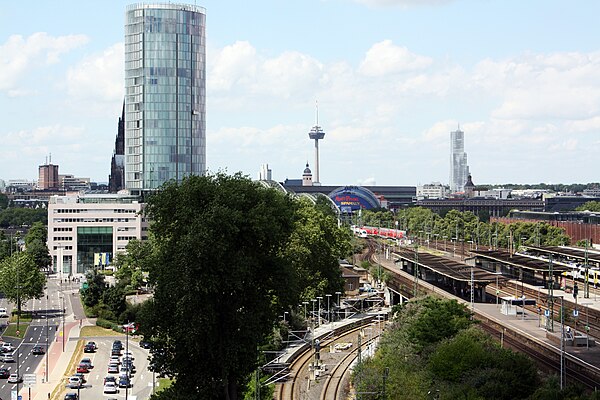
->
<box><xmin>124</xmin><ymin>3</ymin><xmax>206</xmax><ymax>194</ymax></box>
<box><xmin>417</xmin><ymin>182</ymin><xmax>447</xmax><ymax>199</ymax></box>
<box><xmin>38</xmin><ymin>162</ymin><xmax>59</xmax><ymax>190</ymax></box>
<box><xmin>449</xmin><ymin>127</ymin><xmax>469</xmax><ymax>193</ymax></box>
<box><xmin>48</xmin><ymin>193</ymin><xmax>147</xmax><ymax>277</ymax></box>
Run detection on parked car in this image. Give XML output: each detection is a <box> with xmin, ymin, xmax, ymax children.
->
<box><xmin>67</xmin><ymin>376</ymin><xmax>82</xmax><ymax>389</ymax></box>
<box><xmin>32</xmin><ymin>346</ymin><xmax>45</xmax><ymax>355</ymax></box>
<box><xmin>86</xmin><ymin>341</ymin><xmax>97</xmax><ymax>350</ymax></box>
<box><xmin>103</xmin><ymin>381</ymin><xmax>119</xmax><ymax>394</ymax></box>
<box><xmin>139</xmin><ymin>341</ymin><xmax>151</xmax><ymax>349</ymax></box>
<box><xmin>0</xmin><ymin>353</ymin><xmax>14</xmax><ymax>363</ymax></box>
<box><xmin>112</xmin><ymin>340</ymin><xmax>123</xmax><ymax>350</ymax></box>
<box><xmin>118</xmin><ymin>375</ymin><xmax>132</xmax><ymax>388</ymax></box>
<box><xmin>64</xmin><ymin>393</ymin><xmax>78</xmax><ymax>400</ymax></box>
<box><xmin>104</xmin><ymin>375</ymin><xmax>116</xmax><ymax>385</ymax></box>
<box><xmin>0</xmin><ymin>368</ymin><xmax>10</xmax><ymax>378</ymax></box>
<box><xmin>107</xmin><ymin>363</ymin><xmax>119</xmax><ymax>374</ymax></box>
<box><xmin>73</xmin><ymin>372</ymin><xmax>86</xmax><ymax>384</ymax></box>
<box><xmin>79</xmin><ymin>358</ymin><xmax>93</xmax><ymax>369</ymax></box>
<box><xmin>0</xmin><ymin>308</ymin><xmax>8</xmax><ymax>318</ymax></box>
<box><xmin>76</xmin><ymin>364</ymin><xmax>88</xmax><ymax>374</ymax></box>
<box><xmin>8</xmin><ymin>373</ymin><xmax>22</xmax><ymax>383</ymax></box>
<box><xmin>83</xmin><ymin>343</ymin><xmax>95</xmax><ymax>353</ymax></box>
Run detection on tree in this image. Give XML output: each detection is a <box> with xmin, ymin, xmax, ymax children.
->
<box><xmin>142</xmin><ymin>173</ymin><xmax>300</xmax><ymax>399</ymax></box>
<box><xmin>0</xmin><ymin>252</ymin><xmax>46</xmax><ymax>316</ymax></box>
<box><xmin>0</xmin><ymin>193</ymin><xmax>8</xmax><ymax>210</ymax></box>
<box><xmin>113</xmin><ymin>239</ymin><xmax>152</xmax><ymax>290</ymax></box>
<box><xmin>576</xmin><ymin>201</ymin><xmax>600</xmax><ymax>212</ymax></box>
<box><xmin>81</xmin><ymin>269</ymin><xmax>106</xmax><ymax>308</ymax></box>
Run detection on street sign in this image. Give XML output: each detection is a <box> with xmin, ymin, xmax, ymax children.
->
<box><xmin>23</xmin><ymin>373</ymin><xmax>36</xmax><ymax>388</ymax></box>
<box><xmin>544</xmin><ymin>310</ymin><xmax>550</xmax><ymax>317</ymax></box>
<box><xmin>573</xmin><ymin>310</ymin><xmax>579</xmax><ymax>317</ymax></box>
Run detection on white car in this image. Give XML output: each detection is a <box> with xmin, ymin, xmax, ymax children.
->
<box><xmin>8</xmin><ymin>373</ymin><xmax>21</xmax><ymax>383</ymax></box>
<box><xmin>103</xmin><ymin>381</ymin><xmax>118</xmax><ymax>394</ymax></box>
<box><xmin>0</xmin><ymin>308</ymin><xmax>8</xmax><ymax>318</ymax></box>
<box><xmin>67</xmin><ymin>376</ymin><xmax>82</xmax><ymax>388</ymax></box>
<box><xmin>1</xmin><ymin>343</ymin><xmax>13</xmax><ymax>352</ymax></box>
<box><xmin>0</xmin><ymin>353</ymin><xmax>14</xmax><ymax>362</ymax></box>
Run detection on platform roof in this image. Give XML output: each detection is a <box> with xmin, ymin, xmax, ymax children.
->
<box><xmin>392</xmin><ymin>249</ymin><xmax>504</xmax><ymax>283</ymax></box>
<box><xmin>523</xmin><ymin>246</ymin><xmax>600</xmax><ymax>265</ymax></box>
<box><xmin>472</xmin><ymin>250</ymin><xmax>570</xmax><ymax>272</ymax></box>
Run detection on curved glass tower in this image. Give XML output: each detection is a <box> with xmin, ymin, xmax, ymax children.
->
<box><xmin>125</xmin><ymin>3</ymin><xmax>206</xmax><ymax>193</ymax></box>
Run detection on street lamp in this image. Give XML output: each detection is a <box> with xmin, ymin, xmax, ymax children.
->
<box><xmin>326</xmin><ymin>294</ymin><xmax>332</xmax><ymax>324</ymax></box>
<box><xmin>302</xmin><ymin>301</ymin><xmax>309</xmax><ymax>323</ymax></box>
<box><xmin>317</xmin><ymin>296</ymin><xmax>323</xmax><ymax>327</ymax></box>
<box><xmin>335</xmin><ymin>291</ymin><xmax>341</xmax><ymax>321</ymax></box>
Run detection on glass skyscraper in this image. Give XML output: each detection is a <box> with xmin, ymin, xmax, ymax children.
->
<box><xmin>124</xmin><ymin>3</ymin><xmax>206</xmax><ymax>194</ymax></box>
<box><xmin>450</xmin><ymin>127</ymin><xmax>469</xmax><ymax>193</ymax></box>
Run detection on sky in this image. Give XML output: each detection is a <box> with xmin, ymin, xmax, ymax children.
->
<box><xmin>1</xmin><ymin>0</ymin><xmax>600</xmax><ymax>187</ymax></box>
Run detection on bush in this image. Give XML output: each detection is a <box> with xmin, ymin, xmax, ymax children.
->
<box><xmin>96</xmin><ymin>318</ymin><xmax>124</xmax><ymax>333</ymax></box>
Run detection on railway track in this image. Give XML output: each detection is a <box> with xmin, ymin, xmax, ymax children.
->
<box><xmin>320</xmin><ymin>335</ymin><xmax>379</xmax><ymax>400</ymax></box>
<box><xmin>276</xmin><ymin>320</ymin><xmax>376</xmax><ymax>400</ymax></box>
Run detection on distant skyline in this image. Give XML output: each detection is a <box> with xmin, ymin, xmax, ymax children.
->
<box><xmin>1</xmin><ymin>1</ymin><xmax>600</xmax><ymax>186</ymax></box>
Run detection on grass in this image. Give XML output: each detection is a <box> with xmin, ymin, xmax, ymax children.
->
<box><xmin>80</xmin><ymin>325</ymin><xmax>122</xmax><ymax>337</ymax></box>
<box><xmin>3</xmin><ymin>322</ymin><xmax>29</xmax><ymax>338</ymax></box>
<box><xmin>9</xmin><ymin>313</ymin><xmax>32</xmax><ymax>323</ymax></box>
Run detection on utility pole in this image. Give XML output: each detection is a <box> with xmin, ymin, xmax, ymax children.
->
<box><xmin>584</xmin><ymin>240</ymin><xmax>590</xmax><ymax>298</ymax></box>
<box><xmin>413</xmin><ymin>242</ymin><xmax>419</xmax><ymax>297</ymax></box>
<box><xmin>548</xmin><ymin>256</ymin><xmax>554</xmax><ymax>332</ymax></box>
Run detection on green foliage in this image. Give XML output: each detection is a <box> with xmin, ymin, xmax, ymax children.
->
<box><xmin>0</xmin><ymin>193</ymin><xmax>8</xmax><ymax>210</ymax></box>
<box><xmin>140</xmin><ymin>173</ymin><xmax>300</xmax><ymax>398</ymax></box>
<box><xmin>0</xmin><ymin>230</ymin><xmax>15</xmax><ymax>262</ymax></box>
<box><xmin>243</xmin><ymin>371</ymin><xmax>275</xmax><ymax>400</ymax></box>
<box><xmin>25</xmin><ymin>238</ymin><xmax>51</xmax><ymax>270</ymax></box>
<box><xmin>113</xmin><ymin>239</ymin><xmax>153</xmax><ymax>290</ymax></box>
<box><xmin>0</xmin><ymin>252</ymin><xmax>46</xmax><ymax>315</ymax></box>
<box><xmin>0</xmin><ymin>207</ymin><xmax>47</xmax><ymax>228</ymax></box>
<box><xmin>81</xmin><ymin>270</ymin><xmax>106</xmax><ymax>308</ymax></box>
<box><xmin>354</xmin><ymin>296</ymin><xmax>547</xmax><ymax>400</ymax></box>
<box><xmin>576</xmin><ymin>201</ymin><xmax>600</xmax><ymax>212</ymax></box>
<box><xmin>283</xmin><ymin>197</ymin><xmax>348</xmax><ymax>302</ymax></box>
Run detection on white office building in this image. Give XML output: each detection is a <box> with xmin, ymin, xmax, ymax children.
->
<box><xmin>449</xmin><ymin>128</ymin><xmax>469</xmax><ymax>193</ymax></box>
<box><xmin>417</xmin><ymin>182</ymin><xmax>447</xmax><ymax>199</ymax></box>
<box><xmin>47</xmin><ymin>194</ymin><xmax>147</xmax><ymax>278</ymax></box>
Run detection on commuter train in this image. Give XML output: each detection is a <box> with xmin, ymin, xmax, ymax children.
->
<box><xmin>352</xmin><ymin>225</ymin><xmax>405</xmax><ymax>239</ymax></box>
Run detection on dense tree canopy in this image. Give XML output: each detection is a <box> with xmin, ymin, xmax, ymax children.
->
<box><xmin>576</xmin><ymin>201</ymin><xmax>600</xmax><ymax>212</ymax></box>
<box><xmin>0</xmin><ymin>252</ymin><xmax>46</xmax><ymax>315</ymax></box>
<box><xmin>24</xmin><ymin>222</ymin><xmax>51</xmax><ymax>270</ymax></box>
<box><xmin>139</xmin><ymin>173</ymin><xmax>348</xmax><ymax>399</ymax></box>
<box><xmin>0</xmin><ymin>207</ymin><xmax>47</xmax><ymax>228</ymax></box>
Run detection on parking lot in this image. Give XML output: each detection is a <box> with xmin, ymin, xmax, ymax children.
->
<box><xmin>62</xmin><ymin>337</ymin><xmax>155</xmax><ymax>399</ymax></box>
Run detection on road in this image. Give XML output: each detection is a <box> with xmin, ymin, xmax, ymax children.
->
<box><xmin>0</xmin><ymin>276</ymin><xmax>65</xmax><ymax>400</ymax></box>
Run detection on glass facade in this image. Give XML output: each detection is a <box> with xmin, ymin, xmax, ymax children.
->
<box><xmin>77</xmin><ymin>226</ymin><xmax>113</xmax><ymax>274</ymax></box>
<box><xmin>450</xmin><ymin>128</ymin><xmax>469</xmax><ymax>193</ymax></box>
<box><xmin>125</xmin><ymin>4</ymin><xmax>206</xmax><ymax>192</ymax></box>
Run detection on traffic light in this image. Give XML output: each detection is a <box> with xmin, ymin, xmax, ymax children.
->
<box><xmin>573</xmin><ymin>283</ymin><xmax>579</xmax><ymax>299</ymax></box>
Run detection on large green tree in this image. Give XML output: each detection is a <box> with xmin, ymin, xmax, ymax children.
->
<box><xmin>24</xmin><ymin>222</ymin><xmax>51</xmax><ymax>270</ymax></box>
<box><xmin>0</xmin><ymin>252</ymin><xmax>46</xmax><ymax>315</ymax></box>
<box><xmin>141</xmin><ymin>173</ymin><xmax>301</xmax><ymax>399</ymax></box>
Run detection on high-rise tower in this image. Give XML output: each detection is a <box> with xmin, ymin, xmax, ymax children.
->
<box><xmin>307</xmin><ymin>104</ymin><xmax>325</xmax><ymax>185</ymax></box>
<box><xmin>124</xmin><ymin>3</ymin><xmax>206</xmax><ymax>194</ymax></box>
<box><xmin>449</xmin><ymin>126</ymin><xmax>469</xmax><ymax>193</ymax></box>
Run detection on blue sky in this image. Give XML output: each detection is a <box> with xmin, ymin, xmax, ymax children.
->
<box><xmin>1</xmin><ymin>0</ymin><xmax>600</xmax><ymax>186</ymax></box>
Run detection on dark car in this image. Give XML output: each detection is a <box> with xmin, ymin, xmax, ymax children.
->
<box><xmin>83</xmin><ymin>343</ymin><xmax>95</xmax><ymax>353</ymax></box>
<box><xmin>139</xmin><ymin>341</ymin><xmax>151</xmax><ymax>349</ymax></box>
<box><xmin>32</xmin><ymin>346</ymin><xmax>45</xmax><ymax>355</ymax></box>
<box><xmin>111</xmin><ymin>348</ymin><xmax>121</xmax><ymax>356</ymax></box>
<box><xmin>104</xmin><ymin>375</ymin><xmax>116</xmax><ymax>385</ymax></box>
<box><xmin>112</xmin><ymin>340</ymin><xmax>123</xmax><ymax>350</ymax></box>
<box><xmin>0</xmin><ymin>368</ymin><xmax>10</xmax><ymax>379</ymax></box>
<box><xmin>118</xmin><ymin>376</ymin><xmax>132</xmax><ymax>388</ymax></box>
<box><xmin>80</xmin><ymin>358</ymin><xmax>93</xmax><ymax>369</ymax></box>
<box><xmin>64</xmin><ymin>393</ymin><xmax>78</xmax><ymax>400</ymax></box>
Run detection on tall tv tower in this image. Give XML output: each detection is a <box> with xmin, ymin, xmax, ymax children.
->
<box><xmin>308</xmin><ymin>102</ymin><xmax>325</xmax><ymax>185</ymax></box>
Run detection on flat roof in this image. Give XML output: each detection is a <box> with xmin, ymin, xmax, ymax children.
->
<box><xmin>472</xmin><ymin>250</ymin><xmax>570</xmax><ymax>272</ymax></box>
<box><xmin>392</xmin><ymin>249</ymin><xmax>504</xmax><ymax>283</ymax></box>
<box><xmin>523</xmin><ymin>245</ymin><xmax>600</xmax><ymax>265</ymax></box>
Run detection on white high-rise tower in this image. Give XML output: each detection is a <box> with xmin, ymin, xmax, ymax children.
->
<box><xmin>450</xmin><ymin>126</ymin><xmax>469</xmax><ymax>193</ymax></box>
<box><xmin>308</xmin><ymin>103</ymin><xmax>325</xmax><ymax>185</ymax></box>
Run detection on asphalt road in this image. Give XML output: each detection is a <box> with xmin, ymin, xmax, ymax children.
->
<box><xmin>66</xmin><ymin>336</ymin><xmax>154</xmax><ymax>399</ymax></box>
<box><xmin>0</xmin><ymin>276</ymin><xmax>63</xmax><ymax>400</ymax></box>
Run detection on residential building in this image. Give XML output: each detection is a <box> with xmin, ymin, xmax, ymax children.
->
<box><xmin>449</xmin><ymin>127</ymin><xmax>469</xmax><ymax>193</ymax></box>
<box><xmin>47</xmin><ymin>194</ymin><xmax>147</xmax><ymax>278</ymax></box>
<box><xmin>124</xmin><ymin>3</ymin><xmax>206</xmax><ymax>194</ymax></box>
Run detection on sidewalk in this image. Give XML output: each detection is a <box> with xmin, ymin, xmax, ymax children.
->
<box><xmin>23</xmin><ymin>316</ymin><xmax>92</xmax><ymax>400</ymax></box>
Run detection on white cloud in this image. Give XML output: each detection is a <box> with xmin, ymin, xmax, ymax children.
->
<box><xmin>208</xmin><ymin>41</ymin><xmax>258</xmax><ymax>91</ymax></box>
<box><xmin>0</xmin><ymin>32</ymin><xmax>89</xmax><ymax>92</ymax></box>
<box><xmin>66</xmin><ymin>43</ymin><xmax>124</xmax><ymax>106</ymax></box>
<box><xmin>359</xmin><ymin>40</ymin><xmax>432</xmax><ymax>77</ymax></box>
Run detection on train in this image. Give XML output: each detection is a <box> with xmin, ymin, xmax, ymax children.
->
<box><xmin>351</xmin><ymin>225</ymin><xmax>405</xmax><ymax>239</ymax></box>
